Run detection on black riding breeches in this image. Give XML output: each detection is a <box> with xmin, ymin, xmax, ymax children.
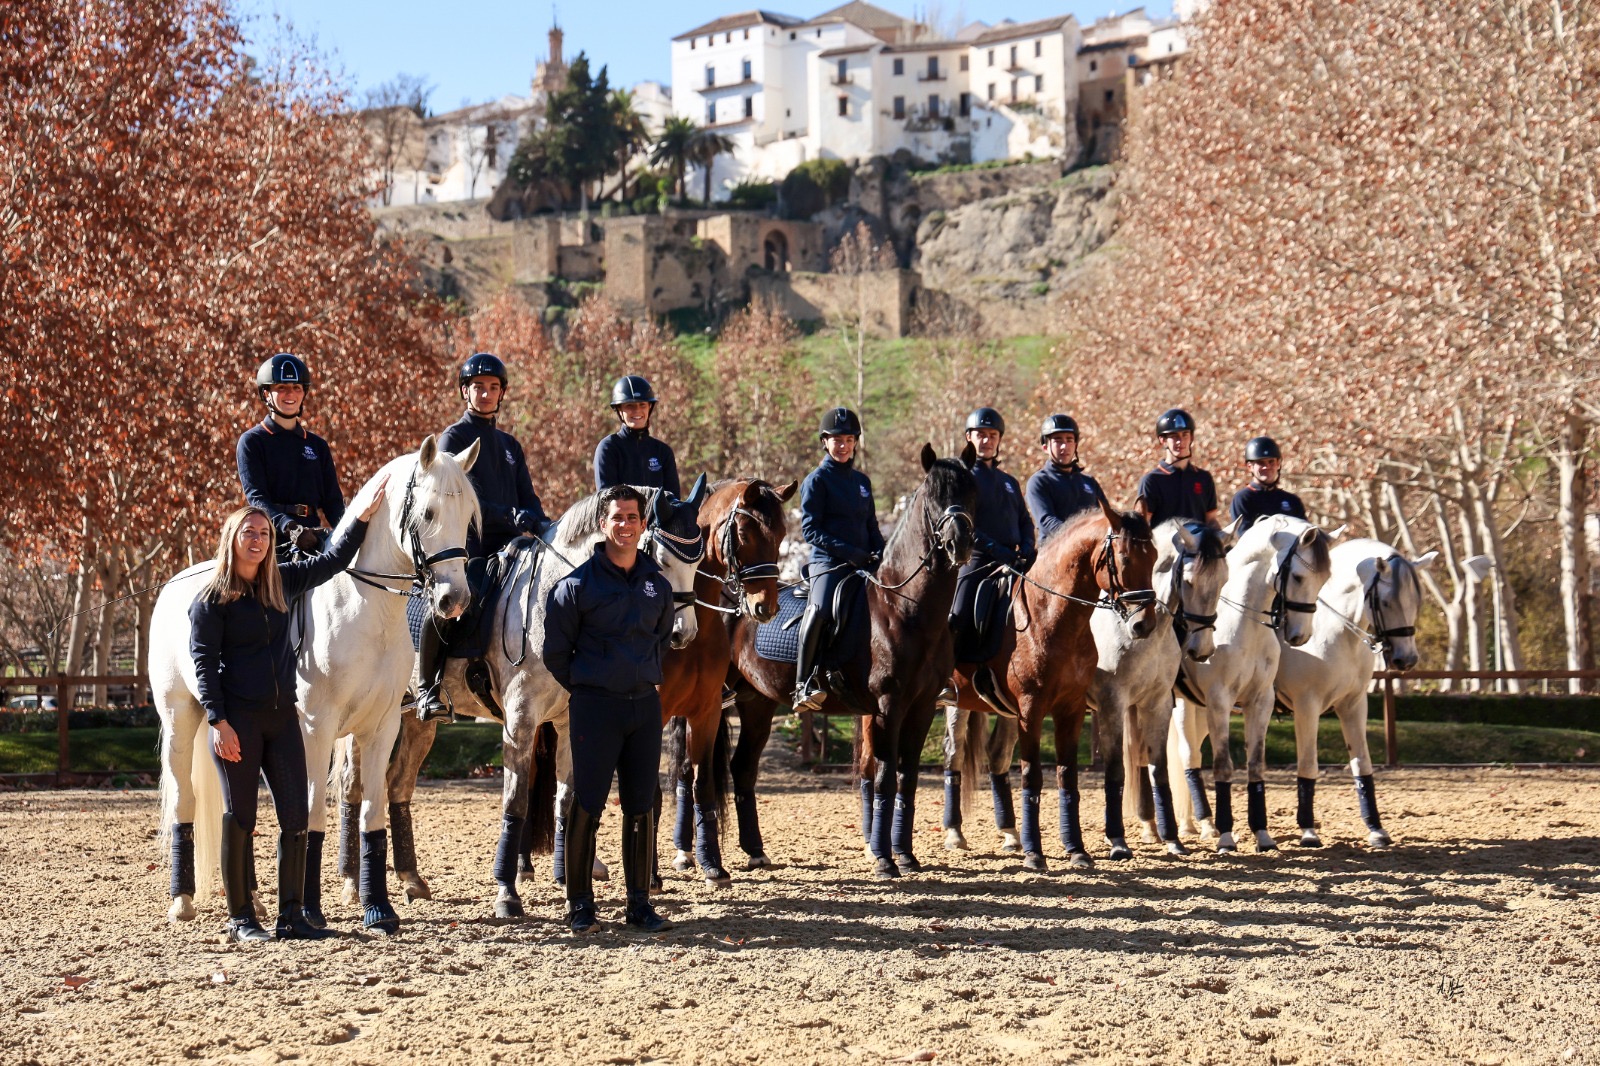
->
<box><xmin>950</xmin><ymin>562</ymin><xmax>1006</xmax><ymax>665</ymax></box>
<box><xmin>568</xmin><ymin>691</ymin><xmax>662</xmax><ymax>816</ymax></box>
<box><xmin>211</xmin><ymin>703</ymin><xmax>308</xmax><ymax>835</ymax></box>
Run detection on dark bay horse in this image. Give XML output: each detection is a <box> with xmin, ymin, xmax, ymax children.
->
<box><xmin>727</xmin><ymin>443</ymin><xmax>978</xmax><ymax>879</ymax></box>
<box><xmin>660</xmin><ymin>477</ymin><xmax>794</xmax><ymax>888</ymax></box>
<box><xmin>952</xmin><ymin>501</ymin><xmax>1157</xmax><ymax>872</ymax></box>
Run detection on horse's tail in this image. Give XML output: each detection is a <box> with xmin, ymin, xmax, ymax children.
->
<box><xmin>526</xmin><ymin>721</ymin><xmax>558</xmax><ymax>855</ymax></box>
<box><xmin>191</xmin><ymin>716</ymin><xmax>223</xmax><ymax>903</ymax></box>
<box><xmin>665</xmin><ymin>715</ymin><xmax>689</xmax><ymax>792</ymax></box>
<box><xmin>952</xmin><ymin>707</ymin><xmax>983</xmax><ymax>825</ymax></box>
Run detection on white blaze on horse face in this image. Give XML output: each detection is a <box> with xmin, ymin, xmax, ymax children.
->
<box><xmin>410</xmin><ymin>443</ymin><xmax>478</xmax><ymax>621</ymax></box>
<box><xmin>1278</xmin><ymin>525</ymin><xmax>1333</xmax><ymax>648</ymax></box>
<box><xmin>651</xmin><ymin>534</ymin><xmax>700</xmax><ymax>650</ymax></box>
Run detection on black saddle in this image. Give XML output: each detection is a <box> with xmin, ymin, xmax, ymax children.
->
<box><xmin>952</xmin><ymin>570</ymin><xmax>1016</xmax><ymax>665</ymax></box>
<box><xmin>407</xmin><ymin>536</ymin><xmax>540</xmax><ymax>658</ymax></box>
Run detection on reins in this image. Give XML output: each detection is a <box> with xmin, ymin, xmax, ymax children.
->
<box><xmin>695</xmin><ymin>501</ymin><xmax>783</xmax><ymax>617</ymax></box>
<box><xmin>1315</xmin><ymin>558</ymin><xmax>1419</xmax><ymax>654</ymax></box>
<box><xmin>1007</xmin><ymin>530</ymin><xmax>1155</xmax><ymax>620</ymax></box>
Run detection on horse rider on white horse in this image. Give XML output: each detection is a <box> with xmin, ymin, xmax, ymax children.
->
<box><xmin>416</xmin><ymin>352</ymin><xmax>554</xmax><ymax>723</ymax></box>
<box><xmin>1230</xmin><ymin>436</ymin><xmax>1308</xmax><ymax>532</ymax></box>
<box><xmin>1136</xmin><ymin>408</ymin><xmax>1220</xmax><ymax>530</ymax></box>
<box><xmin>236</xmin><ymin>353</ymin><xmax>345</xmax><ymax>561</ymax></box>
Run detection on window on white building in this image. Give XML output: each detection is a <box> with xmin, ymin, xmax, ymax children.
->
<box><xmin>837</xmin><ymin>95</ymin><xmax>848</xmax><ymax>116</ymax></box>
<box><xmin>1010</xmin><ymin>77</ymin><xmax>1018</xmax><ymax>99</ymax></box>
<box><xmin>959</xmin><ymin>91</ymin><xmax>970</xmax><ymax>117</ymax></box>
<box><xmin>725</xmin><ymin>32</ymin><xmax>731</xmax><ymax>43</ymax></box>
<box><xmin>1009</xmin><ymin>44</ymin><xmax>1017</xmax><ymax>67</ymax></box>
<box><xmin>706</xmin><ymin>65</ymin><xmax>716</xmax><ymax>88</ymax></box>
<box><xmin>893</xmin><ymin>95</ymin><xmax>905</xmax><ymax>119</ymax></box>
<box><xmin>690</xmin><ymin>38</ymin><xmax>696</xmax><ymax>50</ymax></box>
<box><xmin>1034</xmin><ymin>39</ymin><xmax>1042</xmax><ymax>58</ymax></box>
<box><xmin>893</xmin><ymin>57</ymin><xmax>904</xmax><ymax>75</ymax></box>
<box><xmin>744</xmin><ymin>96</ymin><xmax>754</xmax><ymax>118</ymax></box>
<box><xmin>837</xmin><ymin>58</ymin><xmax>848</xmax><ymax>82</ymax></box>
<box><xmin>744</xmin><ymin>28</ymin><xmax>749</xmax><ymax>39</ymax></box>
<box><xmin>1035</xmin><ymin>74</ymin><xmax>1043</xmax><ymax>92</ymax></box>
<box><xmin>986</xmin><ymin>82</ymin><xmax>995</xmax><ymax>100</ymax></box>
<box><xmin>707</xmin><ymin>101</ymin><xmax>716</xmax><ymax>123</ymax></box>
<box><xmin>959</xmin><ymin>55</ymin><xmax>969</xmax><ymax>71</ymax></box>
<box><xmin>743</xmin><ymin>58</ymin><xmax>752</xmax><ymax>79</ymax></box>
<box><xmin>928</xmin><ymin>56</ymin><xmax>939</xmax><ymax>78</ymax></box>
<box><xmin>1089</xmin><ymin>59</ymin><xmax>1098</xmax><ymax>72</ymax></box>
<box><xmin>987</xmin><ymin>48</ymin><xmax>995</xmax><ymax>66</ymax></box>
<box><xmin>928</xmin><ymin>94</ymin><xmax>939</xmax><ymax>117</ymax></box>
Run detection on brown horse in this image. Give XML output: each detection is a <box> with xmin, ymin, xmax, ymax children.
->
<box><xmin>659</xmin><ymin>477</ymin><xmax>794</xmax><ymax>888</ymax></box>
<box><xmin>727</xmin><ymin>443</ymin><xmax>978</xmax><ymax>879</ymax></box>
<box><xmin>952</xmin><ymin>501</ymin><xmax>1157</xmax><ymax>872</ymax></box>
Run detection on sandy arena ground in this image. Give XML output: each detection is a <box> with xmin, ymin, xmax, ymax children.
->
<box><xmin>2</xmin><ymin>753</ymin><xmax>1598</xmax><ymax>1065</ymax></box>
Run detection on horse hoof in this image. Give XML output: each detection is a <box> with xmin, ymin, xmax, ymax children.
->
<box><xmin>363</xmin><ymin>905</ymin><xmax>401</xmax><ymax>935</ymax></box>
<box><xmin>1164</xmin><ymin>841</ymin><xmax>1190</xmax><ymax>857</ymax></box>
<box><xmin>1299</xmin><ymin>831</ymin><xmax>1324</xmax><ymax>848</ymax></box>
<box><xmin>1254</xmin><ymin>833</ymin><xmax>1278</xmax><ymax>854</ymax></box>
<box><xmin>999</xmin><ymin>831</ymin><xmax>1022</xmax><ymax>854</ymax></box>
<box><xmin>519</xmin><ymin>867</ymin><xmax>541</xmax><ymax>884</ymax></box>
<box><xmin>704</xmin><ymin>872</ymin><xmax>733</xmax><ymax>890</ymax></box>
<box><xmin>341</xmin><ymin>879</ymin><xmax>360</xmax><ymax>907</ymax></box>
<box><xmin>744</xmin><ymin>854</ymin><xmax>772</xmax><ymax>870</ymax></box>
<box><xmin>593</xmin><ymin>858</ymin><xmax>611</xmax><ymax>882</ymax></box>
<box><xmin>1107</xmin><ymin>840</ymin><xmax>1133</xmax><ymax>861</ymax></box>
<box><xmin>401</xmin><ymin>874</ymin><xmax>432</xmax><ymax>902</ymax></box>
<box><xmin>1216</xmin><ymin>833</ymin><xmax>1238</xmax><ymax>854</ymax></box>
<box><xmin>1068</xmin><ymin>851</ymin><xmax>1094</xmax><ymax>870</ymax></box>
<box><xmin>494</xmin><ymin>896</ymin><xmax>525</xmax><ymax>919</ymax></box>
<box><xmin>1023</xmin><ymin>851</ymin><xmax>1048</xmax><ymax>872</ymax></box>
<box><xmin>944</xmin><ymin>828</ymin><xmax>969</xmax><ymax>851</ymax></box>
<box><xmin>673</xmin><ymin>852</ymin><xmax>695</xmax><ymax>873</ymax></box>
<box><xmin>650</xmin><ymin>874</ymin><xmax>664</xmax><ymax>895</ymax></box>
<box><xmin>893</xmin><ymin>852</ymin><xmax>923</xmax><ymax>875</ymax></box>
<box><xmin>1197</xmin><ymin>819</ymin><xmax>1219</xmax><ymax>841</ymax></box>
<box><xmin>168</xmin><ymin>895</ymin><xmax>197</xmax><ymax>923</ymax></box>
<box><xmin>873</xmin><ymin>857</ymin><xmax>900</xmax><ymax>880</ymax></box>
<box><xmin>1368</xmin><ymin>829</ymin><xmax>1394</xmax><ymax>849</ymax></box>
<box><xmin>1139</xmin><ymin>823</ymin><xmax>1158</xmax><ymax>844</ymax></box>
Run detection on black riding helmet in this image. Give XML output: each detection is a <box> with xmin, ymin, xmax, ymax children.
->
<box><xmin>257</xmin><ymin>353</ymin><xmax>310</xmax><ymax>397</ymax></box>
<box><xmin>1245</xmin><ymin>436</ymin><xmax>1282</xmax><ymax>462</ymax></box>
<box><xmin>610</xmin><ymin>375</ymin><xmax>657</xmax><ymax>406</ymax></box>
<box><xmin>1039</xmin><ymin>413</ymin><xmax>1078</xmax><ymax>443</ymax></box>
<box><xmin>965</xmin><ymin>407</ymin><xmax>1005</xmax><ymax>435</ymax></box>
<box><xmin>819</xmin><ymin>407</ymin><xmax>862</xmax><ymax>439</ymax></box>
<box><xmin>1155</xmin><ymin>408</ymin><xmax>1194</xmax><ymax>436</ymax></box>
<box><xmin>459</xmin><ymin>352</ymin><xmax>508</xmax><ymax>389</ymax></box>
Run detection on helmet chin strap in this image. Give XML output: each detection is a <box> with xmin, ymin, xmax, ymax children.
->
<box><xmin>262</xmin><ymin>391</ymin><xmax>303</xmax><ymax>424</ymax></box>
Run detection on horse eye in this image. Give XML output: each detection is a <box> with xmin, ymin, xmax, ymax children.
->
<box><xmin>423</xmin><ymin>509</ymin><xmax>434</xmax><ymax>522</ymax></box>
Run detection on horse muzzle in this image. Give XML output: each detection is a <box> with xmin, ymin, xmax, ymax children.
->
<box><xmin>745</xmin><ymin>593</ymin><xmax>776</xmax><ymax>623</ymax></box>
<box><xmin>431</xmin><ymin>582</ymin><xmax>470</xmax><ymax>621</ymax></box>
<box><xmin>670</xmin><ymin>616</ymin><xmax>697</xmax><ymax>650</ymax></box>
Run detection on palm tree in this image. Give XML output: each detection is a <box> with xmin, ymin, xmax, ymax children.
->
<box><xmin>607</xmin><ymin>88</ymin><xmax>650</xmax><ymax>202</ymax></box>
<box><xmin>650</xmin><ymin>116</ymin><xmax>698</xmax><ymax>203</ymax></box>
<box><xmin>689</xmin><ymin>127</ymin><xmax>736</xmax><ymax>207</ymax></box>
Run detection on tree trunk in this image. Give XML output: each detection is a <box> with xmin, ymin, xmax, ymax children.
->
<box><xmin>1555</xmin><ymin>408</ymin><xmax>1593</xmax><ymax>692</ymax></box>
<box><xmin>61</xmin><ymin>536</ymin><xmax>95</xmax><ymax>712</ymax></box>
<box><xmin>703</xmin><ymin>159</ymin><xmax>713</xmax><ymax>207</ymax></box>
<box><xmin>92</xmin><ymin>552</ymin><xmax>124</xmax><ymax>707</ymax></box>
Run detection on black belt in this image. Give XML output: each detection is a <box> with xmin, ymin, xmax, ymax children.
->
<box><xmin>287</xmin><ymin>504</ymin><xmax>312</xmax><ymax>519</ymax></box>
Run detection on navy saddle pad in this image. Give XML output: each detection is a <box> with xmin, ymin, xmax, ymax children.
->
<box><xmin>753</xmin><ymin>584</ymin><xmax>808</xmax><ymax>664</ymax></box>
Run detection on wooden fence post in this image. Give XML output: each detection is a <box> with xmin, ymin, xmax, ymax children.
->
<box><xmin>55</xmin><ymin>679</ymin><xmax>70</xmax><ymax>785</ymax></box>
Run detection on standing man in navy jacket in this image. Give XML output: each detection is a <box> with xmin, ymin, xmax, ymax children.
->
<box><xmin>1025</xmin><ymin>413</ymin><xmax>1107</xmax><ymax>546</ymax></box>
<box><xmin>594</xmin><ymin>375</ymin><xmax>681</xmax><ymax>496</ymax></box>
<box><xmin>543</xmin><ymin>484</ymin><xmax>674</xmax><ymax>935</ymax></box>
<box><xmin>236</xmin><ymin>354</ymin><xmax>344</xmax><ymax>560</ymax></box>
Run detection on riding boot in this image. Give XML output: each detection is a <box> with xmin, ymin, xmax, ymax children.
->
<box><xmin>415</xmin><ymin>618</ymin><xmax>452</xmax><ymax>723</ymax></box>
<box><xmin>221</xmin><ymin>815</ymin><xmax>269</xmax><ymax>943</ymax></box>
<box><xmin>623</xmin><ymin>811</ymin><xmax>671</xmax><ymax>932</ymax></box>
<box><xmin>990</xmin><ymin>772</ymin><xmax>1016</xmax><ymax>830</ymax></box>
<box><xmin>276</xmin><ymin>831</ymin><xmax>336</xmax><ymax>940</ymax></box>
<box><xmin>565</xmin><ymin>804</ymin><xmax>601</xmax><ymax>934</ymax></box>
<box><xmin>303</xmin><ymin>830</ymin><xmax>328</xmax><ymax>928</ymax></box>
<box><xmin>942</xmin><ymin>771</ymin><xmax>962</xmax><ymax>830</ymax></box>
<box><xmin>169</xmin><ymin>822</ymin><xmax>196</xmax><ymax>901</ymax></box>
<box><xmin>792</xmin><ymin>605</ymin><xmax>827</xmax><ymax>712</ymax></box>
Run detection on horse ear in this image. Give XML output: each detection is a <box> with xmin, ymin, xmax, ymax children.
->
<box><xmin>454</xmin><ymin>438</ymin><xmax>481</xmax><ymax>473</ymax></box>
<box><xmin>1097</xmin><ymin>493</ymin><xmax>1119</xmax><ymax>528</ymax></box>
<box><xmin>958</xmin><ymin>441</ymin><xmax>977</xmax><ymax>467</ymax></box>
<box><xmin>1372</xmin><ymin>556</ymin><xmax>1389</xmax><ymax>576</ymax></box>
<box><xmin>1327</xmin><ymin>523</ymin><xmax>1348</xmax><ymax>542</ymax></box>
<box><xmin>419</xmin><ymin>434</ymin><xmax>439</xmax><ymax>470</ymax></box>
<box><xmin>1175</xmin><ymin>522</ymin><xmax>1199</xmax><ymax>553</ymax></box>
<box><xmin>775</xmin><ymin>479</ymin><xmax>799</xmax><ymax>503</ymax></box>
<box><xmin>1219</xmin><ymin>516</ymin><xmax>1243</xmax><ymax>549</ymax></box>
<box><xmin>1298</xmin><ymin>526</ymin><xmax>1320</xmax><ymax>548</ymax></box>
<box><xmin>1413</xmin><ymin>550</ymin><xmax>1439</xmax><ymax>571</ymax></box>
<box><xmin>921</xmin><ymin>443</ymin><xmax>937</xmax><ymax>472</ymax></box>
<box><xmin>687</xmin><ymin>473</ymin><xmax>709</xmax><ymax>509</ymax></box>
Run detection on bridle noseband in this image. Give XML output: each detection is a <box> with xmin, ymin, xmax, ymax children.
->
<box><xmin>1268</xmin><ymin>544</ymin><xmax>1320</xmax><ymax>630</ymax></box>
<box><xmin>1095</xmin><ymin>530</ymin><xmax>1155</xmax><ymax>620</ymax></box>
<box><xmin>1170</xmin><ymin>548</ymin><xmax>1219</xmax><ymax>635</ymax></box>
<box><xmin>345</xmin><ymin>468</ymin><xmax>470</xmax><ymax>600</ymax></box>
<box><xmin>642</xmin><ymin>509</ymin><xmax>706</xmax><ymax>612</ymax></box>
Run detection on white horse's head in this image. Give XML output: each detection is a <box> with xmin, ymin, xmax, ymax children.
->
<box><xmin>1359</xmin><ymin>549</ymin><xmax>1436</xmax><ymax>671</ymax></box>
<box><xmin>644</xmin><ymin>475</ymin><xmax>711</xmax><ymax>650</ymax></box>
<box><xmin>1162</xmin><ymin>518</ymin><xmax>1234</xmax><ymax>663</ymax></box>
<box><xmin>1255</xmin><ymin>516</ymin><xmax>1335</xmax><ymax>647</ymax></box>
<box><xmin>391</xmin><ymin>434</ymin><xmax>481</xmax><ymax>621</ymax></box>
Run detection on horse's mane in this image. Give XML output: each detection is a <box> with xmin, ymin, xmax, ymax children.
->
<box><xmin>555</xmin><ymin>485</ymin><xmax>665</xmax><ymax>549</ymax></box>
<box><xmin>1043</xmin><ymin>505</ymin><xmax>1149</xmax><ymax>563</ymax></box>
<box><xmin>1156</xmin><ymin>518</ymin><xmax>1227</xmax><ymax>562</ymax></box>
<box><xmin>883</xmin><ymin>456</ymin><xmax>974</xmax><ymax>551</ymax></box>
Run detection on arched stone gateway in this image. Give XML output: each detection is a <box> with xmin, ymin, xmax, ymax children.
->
<box><xmin>762</xmin><ymin>230</ymin><xmax>791</xmax><ymax>272</ymax></box>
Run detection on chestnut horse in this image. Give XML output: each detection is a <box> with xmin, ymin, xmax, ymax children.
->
<box><xmin>660</xmin><ymin>477</ymin><xmax>795</xmax><ymax>888</ymax></box>
<box><xmin>952</xmin><ymin>502</ymin><xmax>1157</xmax><ymax>872</ymax></box>
<box><xmin>726</xmin><ymin>443</ymin><xmax>978</xmax><ymax>879</ymax></box>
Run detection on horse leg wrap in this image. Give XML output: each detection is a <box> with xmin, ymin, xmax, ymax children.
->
<box><xmin>870</xmin><ymin>793</ymin><xmax>892</xmax><ymax>861</ymax></box>
<box><xmin>337</xmin><ymin>802</ymin><xmax>361</xmax><ymax>882</ymax></box>
<box><xmin>388</xmin><ymin>802</ymin><xmax>418</xmax><ymax>875</ymax></box>
<box><xmin>891</xmin><ymin>793</ymin><xmax>915</xmax><ymax>857</ymax></box>
<box><xmin>1104</xmin><ymin>778</ymin><xmax>1125</xmax><ymax>843</ymax></box>
<box><xmin>734</xmin><ymin>790</ymin><xmax>765</xmax><ymax>857</ymax></box>
<box><xmin>304</xmin><ymin>830</ymin><xmax>326</xmax><ymax>921</ymax></box>
<box><xmin>674</xmin><ymin>782</ymin><xmax>694</xmax><ymax>853</ymax></box>
<box><xmin>359</xmin><ymin>829</ymin><xmax>390</xmax><ymax>907</ymax></box>
<box><xmin>991</xmin><ymin>772</ymin><xmax>1016</xmax><ymax>831</ymax></box>
<box><xmin>169</xmin><ymin>823</ymin><xmax>196</xmax><ymax>899</ymax></box>
<box><xmin>1059</xmin><ymin>788</ymin><xmax>1085</xmax><ymax>854</ymax></box>
<box><xmin>1246</xmin><ymin>780</ymin><xmax>1267</xmax><ymax>833</ymax></box>
<box><xmin>493</xmin><ymin>815</ymin><xmax>525</xmax><ymax>889</ymax></box>
<box><xmin>1296</xmin><ymin>777</ymin><xmax>1317</xmax><ymax>830</ymax></box>
<box><xmin>1213</xmin><ymin>782</ymin><xmax>1234</xmax><ymax>835</ymax></box>
<box><xmin>1150</xmin><ymin>772</ymin><xmax>1179</xmax><ymax>843</ymax></box>
<box><xmin>1354</xmin><ymin>774</ymin><xmax>1383</xmax><ymax>832</ymax></box>
<box><xmin>859</xmin><ymin>780</ymin><xmax>874</xmax><ymax>846</ymax></box>
<box><xmin>1019</xmin><ymin>787</ymin><xmax>1043</xmax><ymax>855</ymax></box>
<box><xmin>693</xmin><ymin>804</ymin><xmax>724</xmax><ymax>875</ymax></box>
<box><xmin>942</xmin><ymin>771</ymin><xmax>962</xmax><ymax>830</ymax></box>
<box><xmin>1185</xmin><ymin>769</ymin><xmax>1213</xmax><ymax>821</ymax></box>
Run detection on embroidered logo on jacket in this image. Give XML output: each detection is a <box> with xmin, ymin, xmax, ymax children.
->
<box><xmin>648</xmin><ymin>457</ymin><xmax>662</xmax><ymax>472</ymax></box>
<box><xmin>303</xmin><ymin>445</ymin><xmax>317</xmax><ymax>461</ymax></box>
<box><xmin>859</xmin><ymin>485</ymin><xmax>869</xmax><ymax>498</ymax></box>
<box><xmin>643</xmin><ymin>580</ymin><xmax>658</xmax><ymax>598</ymax></box>
<box><xmin>504</xmin><ymin>448</ymin><xmax>516</xmax><ymax>465</ymax></box>
<box><xmin>1004</xmin><ymin>481</ymin><xmax>1016</xmax><ymax>493</ymax></box>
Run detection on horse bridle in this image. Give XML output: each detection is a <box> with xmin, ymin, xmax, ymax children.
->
<box><xmin>1094</xmin><ymin>529</ymin><xmax>1156</xmax><ymax>620</ymax></box>
<box><xmin>697</xmin><ymin>503</ymin><xmax>783</xmax><ymax>616</ymax></box>
<box><xmin>1169</xmin><ymin>546</ymin><xmax>1219</xmax><ymax>636</ymax></box>
<box><xmin>1222</xmin><ymin>540</ymin><xmax>1320</xmax><ymax>630</ymax></box>
<box><xmin>858</xmin><ymin>502</ymin><xmax>973</xmax><ymax>598</ymax></box>
<box><xmin>1319</xmin><ymin>557</ymin><xmax>1419</xmax><ymax>655</ymax></box>
<box><xmin>345</xmin><ymin>469</ymin><xmax>470</xmax><ymax>599</ymax></box>
<box><xmin>641</xmin><ymin>514</ymin><xmax>706</xmax><ymax>612</ymax></box>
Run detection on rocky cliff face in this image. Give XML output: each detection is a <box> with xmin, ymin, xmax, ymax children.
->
<box><xmin>909</xmin><ymin>165</ymin><xmax>1120</xmax><ymax>335</ymax></box>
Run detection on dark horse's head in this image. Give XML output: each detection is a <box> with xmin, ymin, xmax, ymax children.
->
<box><xmin>705</xmin><ymin>477</ymin><xmax>797</xmax><ymax>623</ymax></box>
<box><xmin>912</xmin><ymin>442</ymin><xmax>978</xmax><ymax>570</ymax></box>
<box><xmin>1090</xmin><ymin>496</ymin><xmax>1159</xmax><ymax>638</ymax></box>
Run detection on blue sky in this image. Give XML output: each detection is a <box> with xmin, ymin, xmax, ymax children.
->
<box><xmin>242</xmin><ymin>0</ymin><xmax>1172</xmax><ymax>112</ymax></box>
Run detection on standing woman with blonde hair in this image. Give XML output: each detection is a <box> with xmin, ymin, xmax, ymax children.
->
<box><xmin>190</xmin><ymin>476</ymin><xmax>387</xmax><ymax>941</ymax></box>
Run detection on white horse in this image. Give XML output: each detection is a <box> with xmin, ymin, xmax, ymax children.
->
<box><xmin>334</xmin><ymin>479</ymin><xmax>709</xmax><ymax>919</ymax></box>
<box><xmin>1275</xmin><ymin>538</ymin><xmax>1435</xmax><ymax>847</ymax></box>
<box><xmin>152</xmin><ymin>437</ymin><xmax>480</xmax><ymax>930</ymax></box>
<box><xmin>1092</xmin><ymin>519</ymin><xmax>1234</xmax><ymax>857</ymax></box>
<box><xmin>1170</xmin><ymin>515</ymin><xmax>1334</xmax><ymax>853</ymax></box>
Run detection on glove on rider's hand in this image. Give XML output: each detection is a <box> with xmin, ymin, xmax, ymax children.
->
<box><xmin>513</xmin><ymin>508</ymin><xmax>541</xmax><ymax>534</ymax></box>
<box><xmin>867</xmin><ymin>551</ymin><xmax>883</xmax><ymax>570</ymax></box>
<box><xmin>294</xmin><ymin>526</ymin><xmax>323</xmax><ymax>554</ymax></box>
<box><xmin>283</xmin><ymin>523</ymin><xmax>306</xmax><ymax>551</ymax></box>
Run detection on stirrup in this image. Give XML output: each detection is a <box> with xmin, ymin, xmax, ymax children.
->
<box><xmin>415</xmin><ymin>685</ymin><xmax>453</xmax><ymax>723</ymax></box>
<box><xmin>935</xmin><ymin>684</ymin><xmax>959</xmax><ymax>711</ymax></box>
<box><xmin>792</xmin><ymin>677</ymin><xmax>826</xmax><ymax>713</ymax></box>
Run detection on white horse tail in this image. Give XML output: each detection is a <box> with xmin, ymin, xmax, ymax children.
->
<box><xmin>192</xmin><ymin>721</ymin><xmax>223</xmax><ymax>903</ymax></box>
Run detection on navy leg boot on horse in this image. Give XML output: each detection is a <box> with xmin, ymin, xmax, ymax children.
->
<box><xmin>1147</xmin><ymin>767</ymin><xmax>1185</xmax><ymax>854</ymax></box>
<box><xmin>276</xmin><ymin>831</ymin><xmax>337</xmax><ymax>940</ymax></box>
<box><xmin>303</xmin><ymin>830</ymin><xmax>328</xmax><ymax>928</ymax></box>
<box><xmin>1246</xmin><ymin>780</ymin><xmax>1275</xmax><ymax>851</ymax></box>
<box><xmin>624</xmin><ymin>812</ymin><xmax>670</xmax><ymax>932</ymax></box>
<box><xmin>494</xmin><ymin>813</ymin><xmax>527</xmax><ymax>918</ymax></box>
<box><xmin>672</xmin><ymin>780</ymin><xmax>695</xmax><ymax>871</ymax></box>
<box><xmin>891</xmin><ymin>782</ymin><xmax>921</xmax><ymax>873</ymax></box>
<box><xmin>169</xmin><ymin>822</ymin><xmax>196</xmax><ymax>920</ymax></box>
<box><xmin>1213</xmin><ymin>782</ymin><xmax>1235</xmax><ymax>852</ymax></box>
<box><xmin>734</xmin><ymin>790</ymin><xmax>767</xmax><ymax>866</ymax></box>
<box><xmin>1019</xmin><ymin>786</ymin><xmax>1045</xmax><ymax>871</ymax></box>
<box><xmin>1184</xmin><ymin>768</ymin><xmax>1214</xmax><ymax>826</ymax></box>
<box><xmin>359</xmin><ymin>829</ymin><xmax>400</xmax><ymax>934</ymax></box>
<box><xmin>221</xmin><ymin>815</ymin><xmax>270</xmax><ymax>943</ymax></box>
<box><xmin>942</xmin><ymin>770</ymin><xmax>963</xmax><ymax>835</ymax></box>
<box><xmin>1354</xmin><ymin>774</ymin><xmax>1390</xmax><ymax>846</ymax></box>
<box><xmin>990</xmin><ymin>772</ymin><xmax>1017</xmax><ymax>844</ymax></box>
<box><xmin>565</xmin><ymin>804</ymin><xmax>601</xmax><ymax>934</ymax></box>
